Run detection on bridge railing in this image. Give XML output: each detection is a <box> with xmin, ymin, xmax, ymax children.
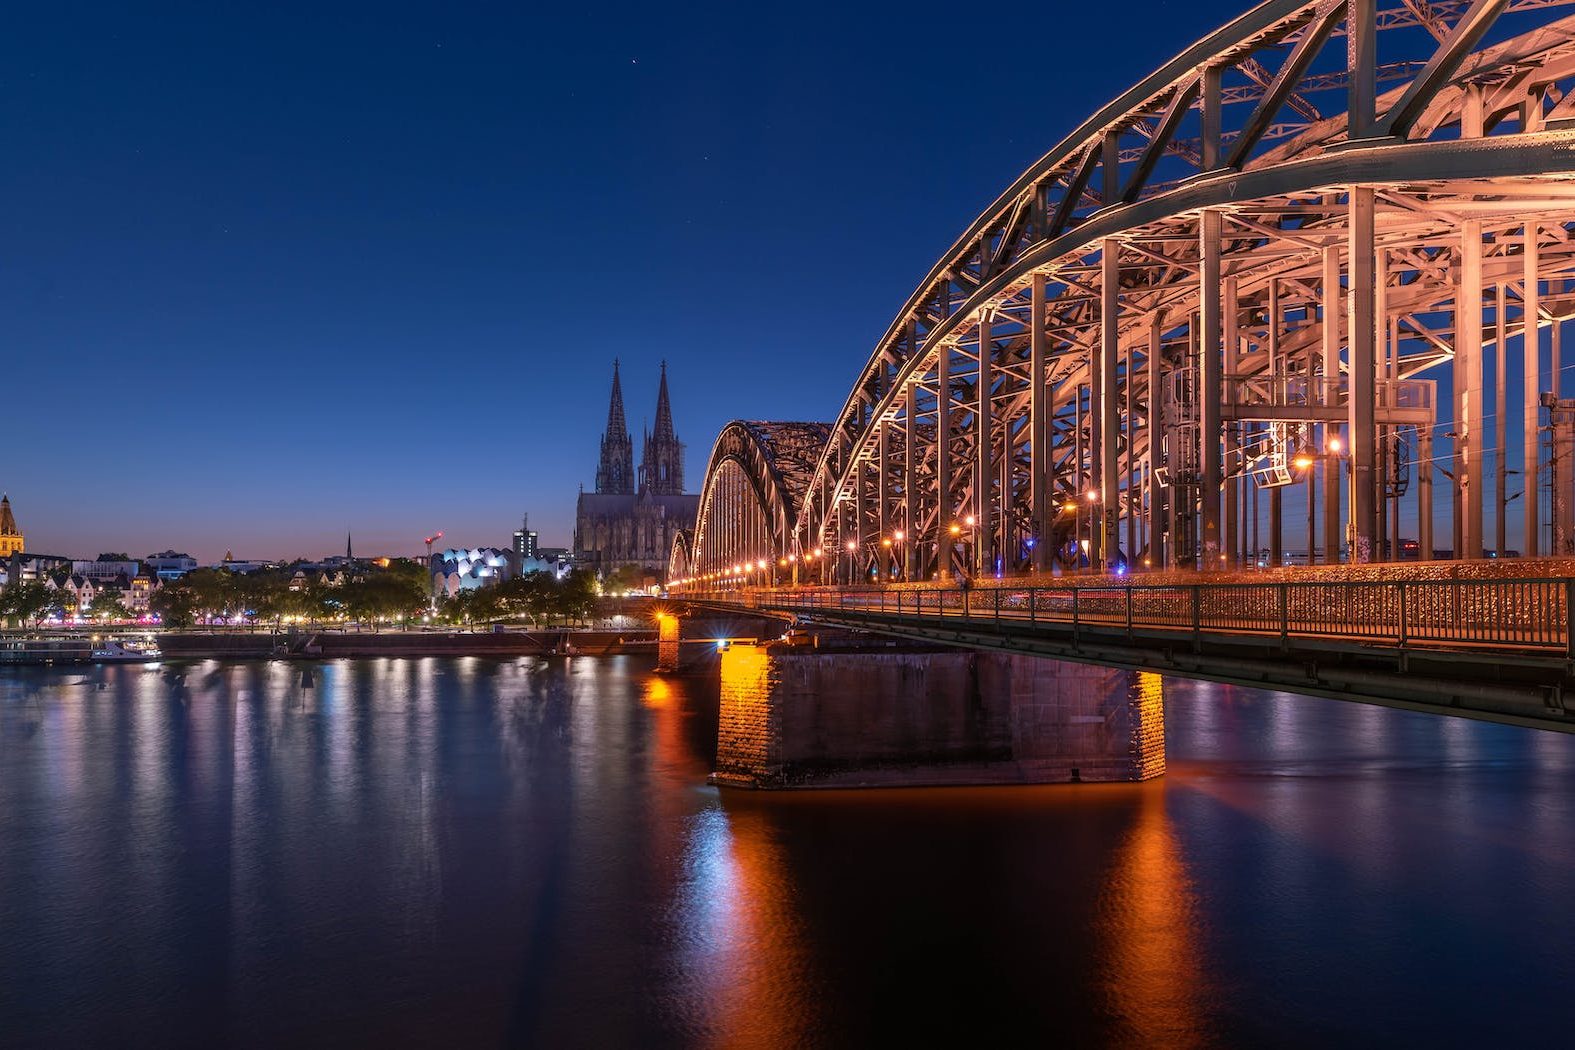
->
<box><xmin>686</xmin><ymin>576</ymin><xmax>1575</xmax><ymax>657</ymax></box>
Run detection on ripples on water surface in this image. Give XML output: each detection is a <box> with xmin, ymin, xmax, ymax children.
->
<box><xmin>1</xmin><ymin>657</ymin><xmax>1572</xmax><ymax>1048</ymax></box>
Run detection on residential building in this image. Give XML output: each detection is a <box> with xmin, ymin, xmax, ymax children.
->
<box><xmin>72</xmin><ymin>557</ymin><xmax>141</xmax><ymax>581</ymax></box>
<box><xmin>144</xmin><ymin>551</ymin><xmax>198</xmax><ymax>579</ymax></box>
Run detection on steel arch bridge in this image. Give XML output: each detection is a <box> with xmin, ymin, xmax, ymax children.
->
<box><xmin>674</xmin><ymin>0</ymin><xmax>1575</xmax><ymax>590</ymax></box>
<box><xmin>677</xmin><ymin>421</ymin><xmax>832</xmax><ymax>584</ymax></box>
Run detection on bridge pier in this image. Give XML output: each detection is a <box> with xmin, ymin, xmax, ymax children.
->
<box><xmin>711</xmin><ymin>633</ymin><xmax>1165</xmax><ymax>789</ymax></box>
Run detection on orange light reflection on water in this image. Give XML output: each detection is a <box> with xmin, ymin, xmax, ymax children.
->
<box><xmin>1098</xmin><ymin>781</ymin><xmax>1210</xmax><ymax>1048</ymax></box>
<box><xmin>670</xmin><ymin>801</ymin><xmax>819</xmax><ymax>1050</ymax></box>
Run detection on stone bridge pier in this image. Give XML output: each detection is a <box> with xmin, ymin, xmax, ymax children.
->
<box><xmin>710</xmin><ymin>630</ymin><xmax>1166</xmax><ymax>789</ymax></box>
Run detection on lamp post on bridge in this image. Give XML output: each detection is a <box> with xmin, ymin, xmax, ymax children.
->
<box><xmin>844</xmin><ymin>538</ymin><xmax>858</xmax><ymax>586</ymax></box>
<box><xmin>1291</xmin><ymin>435</ymin><xmax>1351</xmax><ymax>563</ymax></box>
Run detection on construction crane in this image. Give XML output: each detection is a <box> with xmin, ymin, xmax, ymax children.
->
<box><xmin>424</xmin><ymin>531</ymin><xmax>444</xmax><ymax>561</ymax></box>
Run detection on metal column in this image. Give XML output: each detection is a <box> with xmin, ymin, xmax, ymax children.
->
<box><xmin>1222</xmin><ymin>275</ymin><xmax>1239</xmax><ymax>567</ymax></box>
<box><xmin>1524</xmin><ymin>224</ymin><xmax>1541</xmax><ymax>558</ymax></box>
<box><xmin>1496</xmin><ymin>285</ymin><xmax>1508</xmax><ymax>556</ymax></box>
<box><xmin>976</xmin><ymin>311</ymin><xmax>994</xmax><ymax>576</ymax></box>
<box><xmin>1147</xmin><ymin>316</ymin><xmax>1166</xmax><ymax>568</ymax></box>
<box><xmin>936</xmin><ymin>341</ymin><xmax>951</xmax><ymax>539</ymax></box>
<box><xmin>1199</xmin><ymin>209</ymin><xmax>1224</xmax><ymax>567</ymax></box>
<box><xmin>1321</xmin><ymin>244</ymin><xmax>1342</xmax><ymax>562</ymax></box>
<box><xmin>1101</xmin><ymin>239</ymin><xmax>1121</xmax><ymax>568</ymax></box>
<box><xmin>1418</xmin><ymin>428</ymin><xmax>1434</xmax><ymax>561</ymax></box>
<box><xmin>1347</xmin><ymin>187</ymin><xmax>1378</xmax><ymax>563</ymax></box>
<box><xmin>1029</xmin><ymin>273</ymin><xmax>1049</xmax><ymax>573</ymax></box>
<box><xmin>905</xmin><ymin>379</ymin><xmax>918</xmax><ymax>579</ymax></box>
<box><xmin>1459</xmin><ymin>219</ymin><xmax>1485</xmax><ymax>559</ymax></box>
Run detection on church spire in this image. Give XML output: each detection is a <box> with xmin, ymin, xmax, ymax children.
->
<box><xmin>605</xmin><ymin>359</ymin><xmax>628</xmax><ymax>438</ymax></box>
<box><xmin>639</xmin><ymin>361</ymin><xmax>686</xmax><ymax>495</ymax></box>
<box><xmin>0</xmin><ymin>494</ymin><xmax>21</xmax><ymax>560</ymax></box>
<box><xmin>652</xmin><ymin>360</ymin><xmax>675</xmax><ymax>442</ymax></box>
<box><xmin>595</xmin><ymin>360</ymin><xmax>635</xmax><ymax>494</ymax></box>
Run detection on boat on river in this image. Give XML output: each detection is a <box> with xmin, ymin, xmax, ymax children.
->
<box><xmin>1</xmin><ymin>633</ymin><xmax>162</xmax><ymax>665</ymax></box>
<box><xmin>90</xmin><ymin>636</ymin><xmax>162</xmax><ymax>662</ymax></box>
<box><xmin>0</xmin><ymin>634</ymin><xmax>92</xmax><ymax>665</ymax></box>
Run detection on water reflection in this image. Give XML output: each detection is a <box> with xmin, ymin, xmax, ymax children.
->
<box><xmin>1098</xmin><ymin>783</ymin><xmax>1208</xmax><ymax>1048</ymax></box>
<box><xmin>667</xmin><ymin>803</ymin><xmax>819</xmax><ymax>1049</ymax></box>
<box><xmin>1</xmin><ymin>660</ymin><xmax>1572</xmax><ymax>1047</ymax></box>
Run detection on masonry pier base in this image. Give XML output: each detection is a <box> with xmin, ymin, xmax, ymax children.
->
<box><xmin>709</xmin><ymin>634</ymin><xmax>1166</xmax><ymax>789</ymax></box>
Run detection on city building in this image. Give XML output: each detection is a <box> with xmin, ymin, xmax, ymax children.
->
<box><xmin>512</xmin><ymin>515</ymin><xmax>539</xmax><ymax>565</ymax></box>
<box><xmin>0</xmin><ymin>494</ymin><xmax>23</xmax><ymax>559</ymax></box>
<box><xmin>144</xmin><ymin>551</ymin><xmax>198</xmax><ymax>579</ymax></box>
<box><xmin>535</xmin><ymin>547</ymin><xmax>573</xmax><ymax>578</ymax></box>
<box><xmin>431</xmin><ymin>547</ymin><xmax>513</xmax><ymax>600</ymax></box>
<box><xmin>573</xmin><ymin>362</ymin><xmax>699</xmax><ymax>580</ymax></box>
<box><xmin>72</xmin><ymin>556</ymin><xmax>140</xmax><ymax>581</ymax></box>
<box><xmin>6</xmin><ymin>552</ymin><xmax>71</xmax><ymax>585</ymax></box>
<box><xmin>214</xmin><ymin>551</ymin><xmax>275</xmax><ymax>574</ymax></box>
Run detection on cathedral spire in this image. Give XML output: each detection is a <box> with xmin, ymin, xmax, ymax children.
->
<box><xmin>652</xmin><ymin>360</ymin><xmax>675</xmax><ymax>442</ymax></box>
<box><xmin>595</xmin><ymin>360</ymin><xmax>635</xmax><ymax>494</ymax></box>
<box><xmin>639</xmin><ymin>361</ymin><xmax>686</xmax><ymax>495</ymax></box>
<box><xmin>605</xmin><ymin>359</ymin><xmax>628</xmax><ymax>438</ymax></box>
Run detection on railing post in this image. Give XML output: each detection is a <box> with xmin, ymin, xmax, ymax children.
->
<box><xmin>1566</xmin><ymin>579</ymin><xmax>1575</xmax><ymax>661</ymax></box>
<box><xmin>1191</xmin><ymin>584</ymin><xmax>1202</xmax><ymax>652</ymax></box>
<box><xmin>993</xmin><ymin>588</ymin><xmax>1000</xmax><ymax>623</ymax></box>
<box><xmin>963</xmin><ymin>587</ymin><xmax>970</xmax><ymax>620</ymax></box>
<box><xmin>1072</xmin><ymin>588</ymin><xmax>1080</xmax><ymax>648</ymax></box>
<box><xmin>1125</xmin><ymin>585</ymin><xmax>1133</xmax><ymax>643</ymax></box>
<box><xmin>1278</xmin><ymin>583</ymin><xmax>1289</xmax><ymax>651</ymax></box>
<box><xmin>1030</xmin><ymin>587</ymin><xmax>1036</xmax><ymax>626</ymax></box>
<box><xmin>1397</xmin><ymin>581</ymin><xmax>1408</xmax><ymax>648</ymax></box>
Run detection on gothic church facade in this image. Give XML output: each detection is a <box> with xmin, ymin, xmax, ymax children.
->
<box><xmin>573</xmin><ymin>362</ymin><xmax>699</xmax><ymax>581</ymax></box>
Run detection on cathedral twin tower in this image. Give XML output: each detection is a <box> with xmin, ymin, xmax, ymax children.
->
<box><xmin>595</xmin><ymin>359</ymin><xmax>685</xmax><ymax>497</ymax></box>
<box><xmin>575</xmin><ymin>361</ymin><xmax>699</xmax><ymax>579</ymax></box>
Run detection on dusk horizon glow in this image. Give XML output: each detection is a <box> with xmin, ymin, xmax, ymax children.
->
<box><xmin>3</xmin><ymin>1</ymin><xmax>1249</xmax><ymax>563</ymax></box>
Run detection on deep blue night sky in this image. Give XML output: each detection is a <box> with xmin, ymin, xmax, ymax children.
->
<box><xmin>2</xmin><ymin>1</ymin><xmax>1237</xmax><ymax>560</ymax></box>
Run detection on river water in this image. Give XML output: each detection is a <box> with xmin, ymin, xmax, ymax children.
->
<box><xmin>0</xmin><ymin>657</ymin><xmax>1571</xmax><ymax>1048</ymax></box>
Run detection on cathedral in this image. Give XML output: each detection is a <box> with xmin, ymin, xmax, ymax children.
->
<box><xmin>573</xmin><ymin>362</ymin><xmax>700</xmax><ymax>581</ymax></box>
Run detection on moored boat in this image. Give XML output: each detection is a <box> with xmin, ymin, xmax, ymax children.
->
<box><xmin>91</xmin><ymin>636</ymin><xmax>162</xmax><ymax>662</ymax></box>
<box><xmin>0</xmin><ymin>635</ymin><xmax>92</xmax><ymax>665</ymax></box>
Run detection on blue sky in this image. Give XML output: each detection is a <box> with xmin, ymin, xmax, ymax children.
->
<box><xmin>1</xmin><ymin>1</ymin><xmax>1246</xmax><ymax>560</ymax></box>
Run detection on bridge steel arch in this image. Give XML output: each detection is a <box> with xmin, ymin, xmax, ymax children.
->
<box><xmin>676</xmin><ymin>421</ymin><xmax>833</xmax><ymax>586</ymax></box>
<box><xmin>785</xmin><ymin>0</ymin><xmax>1575</xmax><ymax>583</ymax></box>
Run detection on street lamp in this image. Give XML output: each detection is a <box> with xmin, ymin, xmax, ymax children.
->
<box><xmin>1083</xmin><ymin>489</ymin><xmax>1102</xmax><ymax>572</ymax></box>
